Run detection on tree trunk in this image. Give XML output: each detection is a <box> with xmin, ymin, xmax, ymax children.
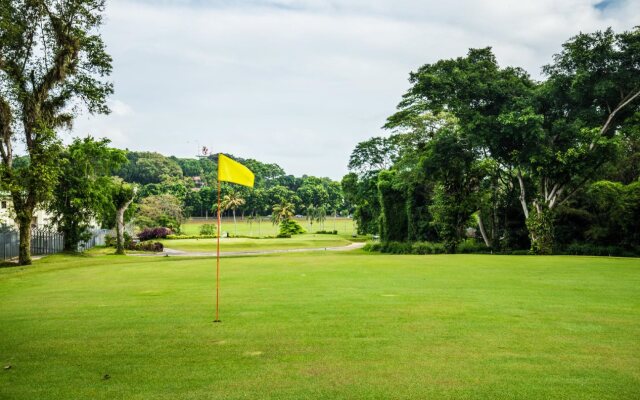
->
<box><xmin>18</xmin><ymin>219</ymin><xmax>32</xmax><ymax>265</ymax></box>
<box><xmin>115</xmin><ymin>197</ymin><xmax>134</xmax><ymax>255</ymax></box>
<box><xmin>476</xmin><ymin>212</ymin><xmax>491</xmax><ymax>248</ymax></box>
<box><xmin>233</xmin><ymin>209</ymin><xmax>237</xmax><ymax>237</ymax></box>
<box><xmin>115</xmin><ymin>207</ymin><xmax>126</xmax><ymax>255</ymax></box>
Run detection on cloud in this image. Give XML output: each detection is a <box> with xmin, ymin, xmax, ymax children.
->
<box><xmin>69</xmin><ymin>0</ymin><xmax>640</xmax><ymax>179</ymax></box>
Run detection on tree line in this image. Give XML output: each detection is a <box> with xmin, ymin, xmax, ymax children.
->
<box><xmin>343</xmin><ymin>27</ymin><xmax>640</xmax><ymax>255</ymax></box>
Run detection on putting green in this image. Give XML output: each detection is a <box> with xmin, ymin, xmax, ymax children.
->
<box><xmin>0</xmin><ymin>252</ymin><xmax>639</xmax><ymax>399</ymax></box>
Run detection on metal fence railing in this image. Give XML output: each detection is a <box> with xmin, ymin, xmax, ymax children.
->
<box><xmin>0</xmin><ymin>228</ymin><xmax>110</xmax><ymax>261</ymax></box>
<box><xmin>78</xmin><ymin>229</ymin><xmax>110</xmax><ymax>252</ymax></box>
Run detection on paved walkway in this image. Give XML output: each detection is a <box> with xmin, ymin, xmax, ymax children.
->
<box><xmin>129</xmin><ymin>241</ymin><xmax>366</xmax><ymax>257</ymax></box>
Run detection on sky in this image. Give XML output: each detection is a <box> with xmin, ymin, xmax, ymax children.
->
<box><xmin>69</xmin><ymin>0</ymin><xmax>640</xmax><ymax>179</ymax></box>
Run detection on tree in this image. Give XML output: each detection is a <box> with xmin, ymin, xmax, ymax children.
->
<box><xmin>136</xmin><ymin>194</ymin><xmax>185</xmax><ymax>232</ymax></box>
<box><xmin>348</xmin><ymin>136</ymin><xmax>399</xmax><ymax>175</ymax></box>
<box><xmin>221</xmin><ymin>191</ymin><xmax>245</xmax><ymax>236</ymax></box>
<box><xmin>48</xmin><ymin>137</ymin><xmax>126</xmax><ymax>251</ymax></box>
<box><xmin>271</xmin><ymin>201</ymin><xmax>295</xmax><ymax>225</ymax></box>
<box><xmin>109</xmin><ymin>179</ymin><xmax>136</xmax><ymax>255</ymax></box>
<box><xmin>0</xmin><ymin>0</ymin><xmax>112</xmax><ymax>264</ymax></box>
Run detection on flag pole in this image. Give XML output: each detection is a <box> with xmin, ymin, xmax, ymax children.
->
<box><xmin>214</xmin><ymin>176</ymin><xmax>222</xmax><ymax>323</ymax></box>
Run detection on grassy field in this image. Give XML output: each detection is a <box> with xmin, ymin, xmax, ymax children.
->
<box><xmin>182</xmin><ymin>217</ymin><xmax>356</xmax><ymax>237</ymax></box>
<box><xmin>161</xmin><ymin>234</ymin><xmax>352</xmax><ymax>253</ymax></box>
<box><xmin>1</xmin><ymin>251</ymin><xmax>639</xmax><ymax>399</ymax></box>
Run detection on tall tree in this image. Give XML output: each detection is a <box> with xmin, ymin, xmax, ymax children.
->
<box><xmin>48</xmin><ymin>137</ymin><xmax>126</xmax><ymax>251</ymax></box>
<box><xmin>109</xmin><ymin>178</ymin><xmax>136</xmax><ymax>255</ymax></box>
<box><xmin>0</xmin><ymin>0</ymin><xmax>112</xmax><ymax>264</ymax></box>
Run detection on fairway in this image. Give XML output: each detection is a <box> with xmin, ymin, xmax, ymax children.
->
<box><xmin>1</xmin><ymin>252</ymin><xmax>639</xmax><ymax>399</ymax></box>
<box><xmin>182</xmin><ymin>217</ymin><xmax>356</xmax><ymax>237</ymax></box>
<box><xmin>161</xmin><ymin>234</ymin><xmax>352</xmax><ymax>253</ymax></box>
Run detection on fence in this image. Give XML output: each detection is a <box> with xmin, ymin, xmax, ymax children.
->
<box><xmin>0</xmin><ymin>228</ymin><xmax>110</xmax><ymax>261</ymax></box>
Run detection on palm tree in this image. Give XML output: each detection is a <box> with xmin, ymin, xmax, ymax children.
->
<box><xmin>271</xmin><ymin>201</ymin><xmax>295</xmax><ymax>225</ymax></box>
<box><xmin>221</xmin><ymin>192</ymin><xmax>245</xmax><ymax>236</ymax></box>
<box><xmin>306</xmin><ymin>204</ymin><xmax>316</xmax><ymax>230</ymax></box>
<box><xmin>316</xmin><ymin>206</ymin><xmax>327</xmax><ymax>231</ymax></box>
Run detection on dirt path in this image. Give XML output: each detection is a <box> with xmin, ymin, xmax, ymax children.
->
<box><xmin>129</xmin><ymin>241</ymin><xmax>366</xmax><ymax>257</ymax></box>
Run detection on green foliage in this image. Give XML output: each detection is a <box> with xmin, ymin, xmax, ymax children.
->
<box><xmin>48</xmin><ymin>137</ymin><xmax>126</xmax><ymax>251</ymax></box>
<box><xmin>118</xmin><ymin>152</ymin><xmax>183</xmax><ymax>185</ymax></box>
<box><xmin>199</xmin><ymin>224</ymin><xmax>217</xmax><ymax>236</ymax></box>
<box><xmin>278</xmin><ymin>219</ymin><xmax>305</xmax><ymax>236</ymax></box>
<box><xmin>456</xmin><ymin>239</ymin><xmax>491</xmax><ymax>254</ymax></box>
<box><xmin>271</xmin><ymin>201</ymin><xmax>295</xmax><ymax>225</ymax></box>
<box><xmin>377</xmin><ymin>170</ymin><xmax>408</xmax><ymax>242</ymax></box>
<box><xmin>526</xmin><ymin>208</ymin><xmax>554</xmax><ymax>255</ymax></box>
<box><xmin>136</xmin><ymin>194</ymin><xmax>185</xmax><ymax>232</ymax></box>
<box><xmin>104</xmin><ymin>232</ymin><xmax>132</xmax><ymax>248</ymax></box>
<box><xmin>364</xmin><ymin>241</ymin><xmax>447</xmax><ymax>255</ymax></box>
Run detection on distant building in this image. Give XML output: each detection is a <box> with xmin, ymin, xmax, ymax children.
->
<box><xmin>0</xmin><ymin>192</ymin><xmax>54</xmax><ymax>230</ymax></box>
<box><xmin>191</xmin><ymin>175</ymin><xmax>204</xmax><ymax>189</ymax></box>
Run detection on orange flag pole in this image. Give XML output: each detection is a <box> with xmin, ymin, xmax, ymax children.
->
<box><xmin>214</xmin><ymin>178</ymin><xmax>222</xmax><ymax>323</ymax></box>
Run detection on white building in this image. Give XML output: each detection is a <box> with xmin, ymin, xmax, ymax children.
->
<box><xmin>0</xmin><ymin>193</ymin><xmax>54</xmax><ymax>230</ymax></box>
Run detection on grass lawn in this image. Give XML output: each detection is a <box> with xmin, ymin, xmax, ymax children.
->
<box><xmin>1</xmin><ymin>252</ymin><xmax>639</xmax><ymax>399</ymax></box>
<box><xmin>161</xmin><ymin>234</ymin><xmax>352</xmax><ymax>253</ymax></box>
<box><xmin>182</xmin><ymin>217</ymin><xmax>356</xmax><ymax>237</ymax></box>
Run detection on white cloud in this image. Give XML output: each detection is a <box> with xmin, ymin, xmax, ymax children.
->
<box><xmin>69</xmin><ymin>0</ymin><xmax>640</xmax><ymax>178</ymax></box>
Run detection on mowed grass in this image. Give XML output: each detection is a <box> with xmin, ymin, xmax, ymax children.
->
<box><xmin>1</xmin><ymin>252</ymin><xmax>639</xmax><ymax>399</ymax></box>
<box><xmin>182</xmin><ymin>217</ymin><xmax>356</xmax><ymax>237</ymax></box>
<box><xmin>161</xmin><ymin>234</ymin><xmax>352</xmax><ymax>253</ymax></box>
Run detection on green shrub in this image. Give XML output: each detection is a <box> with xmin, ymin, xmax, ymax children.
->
<box><xmin>363</xmin><ymin>242</ymin><xmax>381</xmax><ymax>252</ymax></box>
<box><xmin>380</xmin><ymin>241</ymin><xmax>412</xmax><ymax>254</ymax></box>
<box><xmin>105</xmin><ymin>232</ymin><xmax>132</xmax><ymax>248</ymax></box>
<box><xmin>126</xmin><ymin>241</ymin><xmax>163</xmax><ymax>252</ymax></box>
<box><xmin>276</xmin><ymin>233</ymin><xmax>292</xmax><ymax>238</ymax></box>
<box><xmin>411</xmin><ymin>242</ymin><xmax>434</xmax><ymax>254</ymax></box>
<box><xmin>199</xmin><ymin>224</ymin><xmax>217</xmax><ymax>235</ymax></box>
<box><xmin>279</xmin><ymin>219</ymin><xmax>305</xmax><ymax>236</ymax></box>
<box><xmin>563</xmin><ymin>243</ymin><xmax>630</xmax><ymax>257</ymax></box>
<box><xmin>456</xmin><ymin>238</ymin><xmax>491</xmax><ymax>254</ymax></box>
<box><xmin>315</xmin><ymin>230</ymin><xmax>338</xmax><ymax>235</ymax></box>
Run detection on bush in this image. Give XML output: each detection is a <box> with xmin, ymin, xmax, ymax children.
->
<box><xmin>563</xmin><ymin>243</ymin><xmax>629</xmax><ymax>257</ymax></box>
<box><xmin>199</xmin><ymin>224</ymin><xmax>217</xmax><ymax>235</ymax></box>
<box><xmin>456</xmin><ymin>238</ymin><xmax>491</xmax><ymax>254</ymax></box>
<box><xmin>127</xmin><ymin>241</ymin><xmax>164</xmax><ymax>252</ymax></box>
<box><xmin>363</xmin><ymin>242</ymin><xmax>381</xmax><ymax>252</ymax></box>
<box><xmin>138</xmin><ymin>227</ymin><xmax>173</xmax><ymax>241</ymax></box>
<box><xmin>410</xmin><ymin>242</ymin><xmax>446</xmax><ymax>254</ymax></box>
<box><xmin>411</xmin><ymin>242</ymin><xmax>435</xmax><ymax>254</ymax></box>
<box><xmin>276</xmin><ymin>233</ymin><xmax>292</xmax><ymax>238</ymax></box>
<box><xmin>315</xmin><ymin>230</ymin><xmax>338</xmax><ymax>235</ymax></box>
<box><xmin>105</xmin><ymin>232</ymin><xmax>132</xmax><ymax>248</ymax></box>
<box><xmin>380</xmin><ymin>241</ymin><xmax>412</xmax><ymax>254</ymax></box>
<box><xmin>364</xmin><ymin>241</ymin><xmax>446</xmax><ymax>254</ymax></box>
<box><xmin>279</xmin><ymin>219</ymin><xmax>305</xmax><ymax>236</ymax></box>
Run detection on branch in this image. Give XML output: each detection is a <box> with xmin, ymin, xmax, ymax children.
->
<box><xmin>590</xmin><ymin>87</ymin><xmax>640</xmax><ymax>150</ymax></box>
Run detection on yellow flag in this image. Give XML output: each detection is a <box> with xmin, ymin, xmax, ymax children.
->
<box><xmin>218</xmin><ymin>154</ymin><xmax>255</xmax><ymax>187</ymax></box>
